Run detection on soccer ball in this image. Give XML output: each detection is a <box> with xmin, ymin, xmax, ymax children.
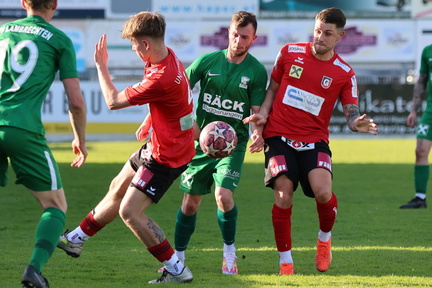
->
<box><xmin>199</xmin><ymin>121</ymin><xmax>238</xmax><ymax>158</ymax></box>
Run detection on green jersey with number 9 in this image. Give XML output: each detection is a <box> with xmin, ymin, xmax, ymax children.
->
<box><xmin>0</xmin><ymin>15</ymin><xmax>79</xmax><ymax>135</ymax></box>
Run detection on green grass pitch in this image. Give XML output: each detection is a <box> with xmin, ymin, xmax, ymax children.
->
<box><xmin>0</xmin><ymin>138</ymin><xmax>431</xmax><ymax>287</ymax></box>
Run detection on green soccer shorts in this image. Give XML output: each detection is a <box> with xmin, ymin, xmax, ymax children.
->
<box><xmin>417</xmin><ymin>111</ymin><xmax>432</xmax><ymax>141</ymax></box>
<box><xmin>0</xmin><ymin>126</ymin><xmax>62</xmax><ymax>191</ymax></box>
<box><xmin>179</xmin><ymin>147</ymin><xmax>245</xmax><ymax>195</ymax></box>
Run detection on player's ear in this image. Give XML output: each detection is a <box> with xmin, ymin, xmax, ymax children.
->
<box><xmin>51</xmin><ymin>0</ymin><xmax>58</xmax><ymax>10</ymax></box>
<box><xmin>21</xmin><ymin>0</ymin><xmax>27</xmax><ymax>10</ymax></box>
<box><xmin>336</xmin><ymin>30</ymin><xmax>345</xmax><ymax>41</ymax></box>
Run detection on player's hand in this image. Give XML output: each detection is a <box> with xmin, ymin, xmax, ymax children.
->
<box><xmin>406</xmin><ymin>111</ymin><xmax>417</xmax><ymax>128</ymax></box>
<box><xmin>71</xmin><ymin>139</ymin><xmax>87</xmax><ymax>168</ymax></box>
<box><xmin>248</xmin><ymin>130</ymin><xmax>264</xmax><ymax>153</ymax></box>
<box><xmin>354</xmin><ymin>114</ymin><xmax>378</xmax><ymax>135</ymax></box>
<box><xmin>243</xmin><ymin>113</ymin><xmax>267</xmax><ymax>125</ymax></box>
<box><xmin>193</xmin><ymin>121</ymin><xmax>201</xmax><ymax>140</ymax></box>
<box><xmin>94</xmin><ymin>34</ymin><xmax>109</xmax><ymax>68</ymax></box>
<box><xmin>136</xmin><ymin>116</ymin><xmax>152</xmax><ymax>142</ymax></box>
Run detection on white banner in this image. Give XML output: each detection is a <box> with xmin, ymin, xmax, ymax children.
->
<box><xmin>153</xmin><ymin>0</ymin><xmax>258</xmax><ymax>20</ymax></box>
<box><xmin>414</xmin><ymin>20</ymin><xmax>432</xmax><ymax>74</ymax></box>
<box><xmin>42</xmin><ymin>82</ymin><xmax>148</xmax><ymax>123</ymax></box>
<box><xmin>77</xmin><ymin>19</ymin><xmax>416</xmax><ymax>68</ymax></box>
<box><xmin>412</xmin><ymin>0</ymin><xmax>432</xmax><ymax>18</ymax></box>
<box><xmin>0</xmin><ymin>0</ymin><xmax>108</xmax><ymax>8</ymax></box>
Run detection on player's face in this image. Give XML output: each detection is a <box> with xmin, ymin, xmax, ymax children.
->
<box><xmin>312</xmin><ymin>19</ymin><xmax>344</xmax><ymax>55</ymax></box>
<box><xmin>227</xmin><ymin>23</ymin><xmax>257</xmax><ymax>58</ymax></box>
<box><xmin>130</xmin><ymin>37</ymin><xmax>148</xmax><ymax>62</ymax></box>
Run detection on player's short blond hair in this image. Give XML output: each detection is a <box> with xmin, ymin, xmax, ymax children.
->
<box><xmin>121</xmin><ymin>11</ymin><xmax>166</xmax><ymax>40</ymax></box>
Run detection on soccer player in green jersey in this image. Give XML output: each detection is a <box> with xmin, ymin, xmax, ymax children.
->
<box><xmin>400</xmin><ymin>44</ymin><xmax>432</xmax><ymax>209</ymax></box>
<box><xmin>164</xmin><ymin>11</ymin><xmax>268</xmax><ymax>275</ymax></box>
<box><xmin>0</xmin><ymin>1</ymin><xmax>87</xmax><ymax>287</ymax></box>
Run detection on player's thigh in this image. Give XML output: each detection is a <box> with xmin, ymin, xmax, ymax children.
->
<box><xmin>299</xmin><ymin>141</ymin><xmax>332</xmax><ymax>198</ymax></box>
<box><xmin>272</xmin><ymin>174</ymin><xmax>295</xmax><ymax>208</ymax></box>
<box><xmin>1</xmin><ymin>127</ymin><xmax>62</xmax><ymax>191</ymax></box>
<box><xmin>214</xmin><ymin>149</ymin><xmax>245</xmax><ymax>192</ymax></box>
<box><xmin>180</xmin><ymin>151</ymin><xmax>217</xmax><ymax>195</ymax></box>
<box><xmin>30</xmin><ymin>188</ymin><xmax>67</xmax><ymax>211</ymax></box>
<box><xmin>308</xmin><ymin>168</ymin><xmax>332</xmax><ymax>202</ymax></box>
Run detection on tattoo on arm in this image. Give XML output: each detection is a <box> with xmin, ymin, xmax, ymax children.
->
<box><xmin>412</xmin><ymin>74</ymin><xmax>427</xmax><ymax>112</ymax></box>
<box><xmin>147</xmin><ymin>217</ymin><xmax>165</xmax><ymax>242</ymax></box>
<box><xmin>343</xmin><ymin>104</ymin><xmax>360</xmax><ymax>132</ymax></box>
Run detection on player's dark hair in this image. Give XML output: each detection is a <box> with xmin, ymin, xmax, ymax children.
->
<box><xmin>121</xmin><ymin>11</ymin><xmax>166</xmax><ymax>40</ymax></box>
<box><xmin>231</xmin><ymin>11</ymin><xmax>258</xmax><ymax>34</ymax></box>
<box><xmin>315</xmin><ymin>7</ymin><xmax>346</xmax><ymax>29</ymax></box>
<box><xmin>24</xmin><ymin>0</ymin><xmax>54</xmax><ymax>10</ymax></box>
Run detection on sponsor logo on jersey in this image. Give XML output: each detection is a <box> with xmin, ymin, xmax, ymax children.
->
<box><xmin>269</xmin><ymin>155</ymin><xmax>288</xmax><ymax>177</ymax></box>
<box><xmin>132</xmin><ymin>166</ymin><xmax>154</xmax><ymax>190</ymax></box>
<box><xmin>202</xmin><ymin>93</ymin><xmax>245</xmax><ymax>120</ymax></box>
<box><xmin>288</xmin><ymin>45</ymin><xmax>306</xmax><ymax>53</ymax></box>
<box><xmin>239</xmin><ymin>76</ymin><xmax>250</xmax><ymax>89</ymax></box>
<box><xmin>181</xmin><ymin>171</ymin><xmax>194</xmax><ymax>188</ymax></box>
<box><xmin>333</xmin><ymin>58</ymin><xmax>351</xmax><ymax>72</ymax></box>
<box><xmin>283</xmin><ymin>85</ymin><xmax>324</xmax><ymax>116</ymax></box>
<box><xmin>220</xmin><ymin>168</ymin><xmax>240</xmax><ymax>179</ymax></box>
<box><xmin>418</xmin><ymin>124</ymin><xmax>430</xmax><ymax>136</ymax></box>
<box><xmin>146</xmin><ymin>67</ymin><xmax>159</xmax><ymax>78</ymax></box>
<box><xmin>146</xmin><ymin>186</ymin><xmax>156</xmax><ymax>195</ymax></box>
<box><xmin>294</xmin><ymin>57</ymin><xmax>304</xmax><ymax>64</ymax></box>
<box><xmin>321</xmin><ymin>76</ymin><xmax>332</xmax><ymax>89</ymax></box>
<box><xmin>289</xmin><ymin>65</ymin><xmax>303</xmax><ymax>79</ymax></box>
<box><xmin>282</xmin><ymin>137</ymin><xmax>315</xmax><ymax>151</ymax></box>
<box><xmin>317</xmin><ymin>152</ymin><xmax>332</xmax><ymax>172</ymax></box>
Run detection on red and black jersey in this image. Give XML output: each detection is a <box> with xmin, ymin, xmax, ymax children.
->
<box><xmin>125</xmin><ymin>48</ymin><xmax>195</xmax><ymax>168</ymax></box>
<box><xmin>263</xmin><ymin>42</ymin><xmax>358</xmax><ymax>144</ymax></box>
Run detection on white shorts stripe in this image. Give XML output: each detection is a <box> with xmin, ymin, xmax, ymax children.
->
<box><xmin>44</xmin><ymin>151</ymin><xmax>58</xmax><ymax>190</ymax></box>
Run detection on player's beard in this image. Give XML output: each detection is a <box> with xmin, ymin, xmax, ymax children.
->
<box><xmin>228</xmin><ymin>44</ymin><xmax>250</xmax><ymax>58</ymax></box>
<box><xmin>313</xmin><ymin>41</ymin><xmax>332</xmax><ymax>55</ymax></box>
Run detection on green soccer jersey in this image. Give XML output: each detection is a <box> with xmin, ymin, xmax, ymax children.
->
<box><xmin>187</xmin><ymin>49</ymin><xmax>267</xmax><ymax>151</ymax></box>
<box><xmin>420</xmin><ymin>44</ymin><xmax>432</xmax><ymax>112</ymax></box>
<box><xmin>0</xmin><ymin>15</ymin><xmax>78</xmax><ymax>135</ymax></box>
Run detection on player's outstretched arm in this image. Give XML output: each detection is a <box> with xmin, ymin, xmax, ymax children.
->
<box><xmin>94</xmin><ymin>34</ymin><xmax>131</xmax><ymax>110</ymax></box>
<box><xmin>63</xmin><ymin>77</ymin><xmax>88</xmax><ymax>167</ymax></box>
<box><xmin>343</xmin><ymin>104</ymin><xmax>378</xmax><ymax>135</ymax></box>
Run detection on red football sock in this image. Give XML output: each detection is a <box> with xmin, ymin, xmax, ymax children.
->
<box><xmin>272</xmin><ymin>204</ymin><xmax>292</xmax><ymax>252</ymax></box>
<box><xmin>148</xmin><ymin>239</ymin><xmax>175</xmax><ymax>262</ymax></box>
<box><xmin>79</xmin><ymin>211</ymin><xmax>105</xmax><ymax>236</ymax></box>
<box><xmin>316</xmin><ymin>192</ymin><xmax>338</xmax><ymax>233</ymax></box>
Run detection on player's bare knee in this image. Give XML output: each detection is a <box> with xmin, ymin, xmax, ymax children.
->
<box><xmin>182</xmin><ymin>202</ymin><xmax>199</xmax><ymax>215</ymax></box>
<box><xmin>118</xmin><ymin>205</ymin><xmax>135</xmax><ymax>225</ymax></box>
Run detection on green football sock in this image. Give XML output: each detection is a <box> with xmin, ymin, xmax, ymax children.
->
<box><xmin>174</xmin><ymin>208</ymin><xmax>197</xmax><ymax>251</ymax></box>
<box><xmin>29</xmin><ymin>207</ymin><xmax>65</xmax><ymax>273</ymax></box>
<box><xmin>217</xmin><ymin>205</ymin><xmax>238</xmax><ymax>246</ymax></box>
<box><xmin>414</xmin><ymin>165</ymin><xmax>429</xmax><ymax>194</ymax></box>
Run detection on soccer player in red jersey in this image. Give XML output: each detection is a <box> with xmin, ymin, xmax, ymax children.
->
<box><xmin>244</xmin><ymin>7</ymin><xmax>378</xmax><ymax>275</ymax></box>
<box><xmin>57</xmin><ymin>12</ymin><xmax>195</xmax><ymax>284</ymax></box>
